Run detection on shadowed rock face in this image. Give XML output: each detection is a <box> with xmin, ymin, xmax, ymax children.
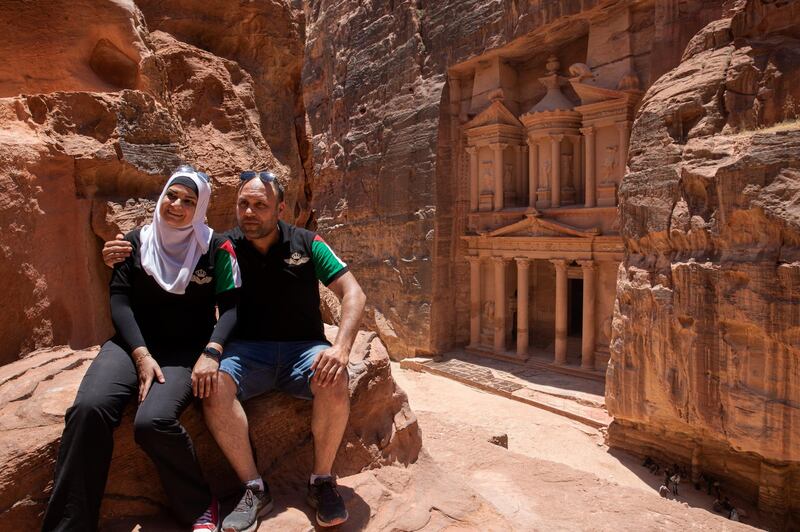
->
<box><xmin>607</xmin><ymin>0</ymin><xmax>800</xmax><ymax>526</ymax></box>
<box><xmin>0</xmin><ymin>327</ymin><xmax>421</xmax><ymax>529</ymax></box>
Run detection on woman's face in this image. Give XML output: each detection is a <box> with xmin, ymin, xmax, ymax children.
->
<box><xmin>159</xmin><ymin>183</ymin><xmax>198</xmax><ymax>228</ymax></box>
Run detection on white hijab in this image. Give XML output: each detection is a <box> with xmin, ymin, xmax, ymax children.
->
<box><xmin>139</xmin><ymin>169</ymin><xmax>213</xmax><ymax>294</ymax></box>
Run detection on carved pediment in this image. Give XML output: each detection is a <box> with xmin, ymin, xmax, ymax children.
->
<box><xmin>482</xmin><ymin>213</ymin><xmax>601</xmax><ymax>238</ymax></box>
<box><xmin>465</xmin><ymin>99</ymin><xmax>524</xmax><ymax>129</ymax></box>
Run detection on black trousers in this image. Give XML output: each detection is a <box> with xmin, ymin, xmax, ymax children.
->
<box><xmin>42</xmin><ymin>340</ymin><xmax>210</xmax><ymax>531</ymax></box>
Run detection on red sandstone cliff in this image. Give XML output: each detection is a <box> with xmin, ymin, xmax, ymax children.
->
<box><xmin>0</xmin><ymin>0</ymin><xmax>304</xmax><ymax>364</ymax></box>
<box><xmin>607</xmin><ymin>0</ymin><xmax>800</xmax><ymax>527</ymax></box>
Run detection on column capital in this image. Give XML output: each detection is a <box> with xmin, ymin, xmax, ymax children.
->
<box><xmin>549</xmin><ymin>258</ymin><xmax>568</xmax><ymax>271</ymax></box>
<box><xmin>615</xmin><ymin>121</ymin><xmax>631</xmax><ymax>132</ymax></box>
<box><xmin>465</xmin><ymin>145</ymin><xmax>478</xmax><ymax>155</ymax></box>
<box><xmin>489</xmin><ymin>142</ymin><xmax>509</xmax><ymax>151</ymax></box>
<box><xmin>549</xmin><ymin>133</ymin><xmax>564</xmax><ymax>143</ymax></box>
<box><xmin>492</xmin><ymin>256</ymin><xmax>509</xmax><ymax>264</ymax></box>
<box><xmin>577</xmin><ymin>259</ymin><xmax>597</xmax><ymax>271</ymax></box>
<box><xmin>514</xmin><ymin>257</ymin><xmax>531</xmax><ymax>267</ymax></box>
<box><xmin>466</xmin><ymin>255</ymin><xmax>482</xmax><ymax>264</ymax></box>
<box><xmin>580</xmin><ymin>126</ymin><xmax>595</xmax><ymax>137</ymax></box>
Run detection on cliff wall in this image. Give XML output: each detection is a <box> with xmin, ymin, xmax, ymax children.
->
<box><xmin>607</xmin><ymin>0</ymin><xmax>800</xmax><ymax>526</ymax></box>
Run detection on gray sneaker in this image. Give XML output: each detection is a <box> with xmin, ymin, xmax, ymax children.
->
<box><xmin>221</xmin><ymin>486</ymin><xmax>273</xmax><ymax>532</ymax></box>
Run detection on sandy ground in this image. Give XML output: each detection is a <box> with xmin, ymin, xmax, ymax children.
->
<box><xmin>391</xmin><ymin>362</ymin><xmax>761</xmax><ymax>531</ymax></box>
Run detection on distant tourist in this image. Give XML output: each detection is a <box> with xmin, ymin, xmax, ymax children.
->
<box><xmin>670</xmin><ymin>473</ymin><xmax>681</xmax><ymax>495</ymax></box>
<box><xmin>659</xmin><ymin>484</ymin><xmax>671</xmax><ymax>498</ymax></box>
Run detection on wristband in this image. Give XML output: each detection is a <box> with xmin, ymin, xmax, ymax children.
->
<box><xmin>202</xmin><ymin>346</ymin><xmax>222</xmax><ymax>362</ymax></box>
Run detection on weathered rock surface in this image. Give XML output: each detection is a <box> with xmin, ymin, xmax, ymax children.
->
<box><xmin>0</xmin><ymin>0</ymin><xmax>301</xmax><ymax>365</ymax></box>
<box><xmin>0</xmin><ymin>327</ymin><xmax>421</xmax><ymax>529</ymax></box>
<box><xmin>607</xmin><ymin>0</ymin><xmax>800</xmax><ymax>527</ymax></box>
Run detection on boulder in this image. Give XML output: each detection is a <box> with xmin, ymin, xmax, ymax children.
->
<box><xmin>0</xmin><ymin>327</ymin><xmax>421</xmax><ymax>529</ymax></box>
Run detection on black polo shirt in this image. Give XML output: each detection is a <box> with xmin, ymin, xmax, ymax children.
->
<box><xmin>226</xmin><ymin>220</ymin><xmax>349</xmax><ymax>342</ymax></box>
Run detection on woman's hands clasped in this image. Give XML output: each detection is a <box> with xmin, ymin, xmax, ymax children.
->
<box><xmin>132</xmin><ymin>347</ymin><xmax>165</xmax><ymax>404</ymax></box>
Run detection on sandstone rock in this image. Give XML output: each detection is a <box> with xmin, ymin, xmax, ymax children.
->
<box><xmin>0</xmin><ymin>327</ymin><xmax>421</xmax><ymax>529</ymax></box>
<box><xmin>609</xmin><ymin>0</ymin><xmax>800</xmax><ymax>527</ymax></box>
<box><xmin>0</xmin><ymin>1</ymin><xmax>289</xmax><ymax>364</ymax></box>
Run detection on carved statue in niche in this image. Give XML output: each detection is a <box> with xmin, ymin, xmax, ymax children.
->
<box><xmin>480</xmin><ymin>160</ymin><xmax>493</xmax><ymax>193</ymax></box>
<box><xmin>503</xmin><ymin>163</ymin><xmax>514</xmax><ymax>202</ymax></box>
<box><xmin>543</xmin><ymin>159</ymin><xmax>552</xmax><ymax>188</ymax></box>
<box><xmin>481</xmin><ymin>300</ymin><xmax>494</xmax><ymax>337</ymax></box>
<box><xmin>561</xmin><ymin>153</ymin><xmax>573</xmax><ymax>183</ymax></box>
<box><xmin>602</xmin><ymin>145</ymin><xmax>618</xmax><ymax>182</ymax></box>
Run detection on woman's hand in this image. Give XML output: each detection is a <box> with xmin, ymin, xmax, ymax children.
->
<box><xmin>133</xmin><ymin>347</ymin><xmax>165</xmax><ymax>404</ymax></box>
<box><xmin>192</xmin><ymin>346</ymin><xmax>221</xmax><ymax>399</ymax></box>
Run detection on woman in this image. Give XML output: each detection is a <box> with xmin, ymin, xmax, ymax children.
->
<box><xmin>42</xmin><ymin>165</ymin><xmax>239</xmax><ymax>532</ymax></box>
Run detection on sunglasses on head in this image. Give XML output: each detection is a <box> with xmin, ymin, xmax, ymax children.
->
<box><xmin>174</xmin><ymin>164</ymin><xmax>210</xmax><ymax>183</ymax></box>
<box><xmin>240</xmin><ymin>170</ymin><xmax>278</xmax><ymax>184</ymax></box>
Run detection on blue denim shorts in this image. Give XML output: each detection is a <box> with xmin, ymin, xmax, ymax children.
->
<box><xmin>219</xmin><ymin>339</ymin><xmax>330</xmax><ymax>401</ymax></box>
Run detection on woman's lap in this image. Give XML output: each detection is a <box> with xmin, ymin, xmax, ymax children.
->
<box><xmin>75</xmin><ymin>340</ymin><xmax>194</xmax><ymax>424</ymax></box>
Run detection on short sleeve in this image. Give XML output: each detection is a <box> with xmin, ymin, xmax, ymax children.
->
<box><xmin>311</xmin><ymin>234</ymin><xmax>349</xmax><ymax>285</ymax></box>
<box><xmin>214</xmin><ymin>239</ymin><xmax>242</xmax><ymax>295</ymax></box>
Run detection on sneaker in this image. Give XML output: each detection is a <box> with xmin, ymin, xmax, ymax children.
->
<box><xmin>307</xmin><ymin>477</ymin><xmax>349</xmax><ymax>527</ymax></box>
<box><xmin>193</xmin><ymin>497</ymin><xmax>220</xmax><ymax>532</ymax></box>
<box><xmin>221</xmin><ymin>486</ymin><xmax>273</xmax><ymax>532</ymax></box>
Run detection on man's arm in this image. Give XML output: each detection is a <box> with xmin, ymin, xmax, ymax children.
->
<box><xmin>310</xmin><ymin>271</ymin><xmax>366</xmax><ymax>387</ymax></box>
<box><xmin>103</xmin><ymin>233</ymin><xmax>133</xmax><ymax>267</ymax></box>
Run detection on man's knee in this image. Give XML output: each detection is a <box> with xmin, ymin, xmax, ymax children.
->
<box><xmin>311</xmin><ymin>374</ymin><xmax>350</xmax><ymax>404</ymax></box>
<box><xmin>203</xmin><ymin>371</ymin><xmax>238</xmax><ymax>412</ymax></box>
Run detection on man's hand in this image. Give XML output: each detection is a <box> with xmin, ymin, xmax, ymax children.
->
<box><xmin>310</xmin><ymin>344</ymin><xmax>349</xmax><ymax>387</ymax></box>
<box><xmin>133</xmin><ymin>347</ymin><xmax>165</xmax><ymax>404</ymax></box>
<box><xmin>192</xmin><ymin>351</ymin><xmax>220</xmax><ymax>399</ymax></box>
<box><xmin>103</xmin><ymin>233</ymin><xmax>132</xmax><ymax>268</ymax></box>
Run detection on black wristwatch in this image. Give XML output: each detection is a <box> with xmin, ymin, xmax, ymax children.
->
<box><xmin>202</xmin><ymin>346</ymin><xmax>222</xmax><ymax>362</ymax></box>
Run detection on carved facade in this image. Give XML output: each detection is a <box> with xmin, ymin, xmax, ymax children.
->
<box><xmin>457</xmin><ymin>54</ymin><xmax>641</xmax><ymax>372</ymax></box>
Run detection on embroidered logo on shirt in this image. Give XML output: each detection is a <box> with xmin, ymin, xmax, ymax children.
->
<box><xmin>285</xmin><ymin>251</ymin><xmax>310</xmax><ymax>266</ymax></box>
<box><xmin>191</xmin><ymin>269</ymin><xmax>213</xmax><ymax>284</ymax></box>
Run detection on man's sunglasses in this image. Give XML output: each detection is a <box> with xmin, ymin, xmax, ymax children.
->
<box><xmin>240</xmin><ymin>170</ymin><xmax>278</xmax><ymax>184</ymax></box>
<box><xmin>175</xmin><ymin>164</ymin><xmax>210</xmax><ymax>183</ymax></box>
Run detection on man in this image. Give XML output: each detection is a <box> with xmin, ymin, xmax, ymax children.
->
<box><xmin>103</xmin><ymin>171</ymin><xmax>366</xmax><ymax>531</ymax></box>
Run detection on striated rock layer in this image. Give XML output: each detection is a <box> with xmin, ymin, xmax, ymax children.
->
<box><xmin>607</xmin><ymin>0</ymin><xmax>800</xmax><ymax>527</ymax></box>
<box><xmin>0</xmin><ymin>0</ymin><xmax>305</xmax><ymax>365</ymax></box>
<box><xmin>0</xmin><ymin>327</ymin><xmax>421</xmax><ymax>529</ymax></box>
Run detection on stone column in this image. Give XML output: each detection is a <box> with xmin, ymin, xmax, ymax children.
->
<box><xmin>581</xmin><ymin>126</ymin><xmax>596</xmax><ymax>207</ymax></box>
<box><xmin>527</xmin><ymin>137</ymin><xmax>538</xmax><ymax>207</ymax></box>
<box><xmin>520</xmin><ymin>144</ymin><xmax>529</xmax><ymax>204</ymax></box>
<box><xmin>468</xmin><ymin>256</ymin><xmax>481</xmax><ymax>347</ymax></box>
<box><xmin>578</xmin><ymin>260</ymin><xmax>597</xmax><ymax>369</ymax></box>
<box><xmin>491</xmin><ymin>143</ymin><xmax>507</xmax><ymax>210</ymax></box>
<box><xmin>514</xmin><ymin>144</ymin><xmax>525</xmax><ymax>205</ymax></box>
<box><xmin>550</xmin><ymin>135</ymin><xmax>563</xmax><ymax>207</ymax></box>
<box><xmin>515</xmin><ymin>258</ymin><xmax>530</xmax><ymax>357</ymax></box>
<box><xmin>551</xmin><ymin>259</ymin><xmax>568</xmax><ymax>364</ymax></box>
<box><xmin>616</xmin><ymin>121</ymin><xmax>631</xmax><ymax>174</ymax></box>
<box><xmin>493</xmin><ymin>257</ymin><xmax>507</xmax><ymax>353</ymax></box>
<box><xmin>466</xmin><ymin>146</ymin><xmax>479</xmax><ymax>212</ymax></box>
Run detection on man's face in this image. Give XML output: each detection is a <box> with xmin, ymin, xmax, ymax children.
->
<box><xmin>236</xmin><ymin>178</ymin><xmax>284</xmax><ymax>241</ymax></box>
